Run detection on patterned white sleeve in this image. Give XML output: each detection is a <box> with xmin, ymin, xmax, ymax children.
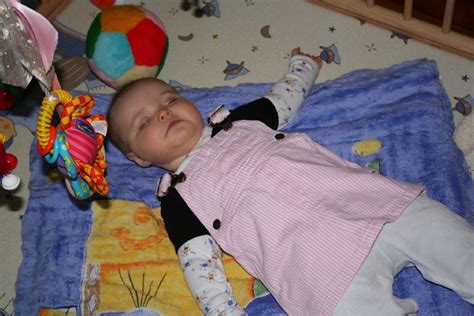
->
<box><xmin>265</xmin><ymin>54</ymin><xmax>321</xmax><ymax>129</ymax></box>
<box><xmin>178</xmin><ymin>235</ymin><xmax>247</xmax><ymax>316</ymax></box>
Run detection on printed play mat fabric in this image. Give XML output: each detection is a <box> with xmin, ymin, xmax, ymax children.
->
<box><xmin>37</xmin><ymin>194</ymin><xmax>276</xmax><ymax>316</ymax></box>
<box><xmin>80</xmin><ymin>200</ymin><xmax>256</xmax><ymax>315</ymax></box>
<box><xmin>37</xmin><ymin>196</ymin><xmax>280</xmax><ymax>315</ymax></box>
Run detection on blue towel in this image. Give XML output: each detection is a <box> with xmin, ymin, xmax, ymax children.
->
<box><xmin>15</xmin><ymin>59</ymin><xmax>474</xmax><ymax>315</ymax></box>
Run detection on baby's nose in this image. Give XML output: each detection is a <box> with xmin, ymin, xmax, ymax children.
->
<box><xmin>159</xmin><ymin>109</ymin><xmax>171</xmax><ymax>121</ymax></box>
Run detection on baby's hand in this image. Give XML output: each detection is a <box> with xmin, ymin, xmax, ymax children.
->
<box><xmin>291</xmin><ymin>47</ymin><xmax>323</xmax><ymax>67</ymax></box>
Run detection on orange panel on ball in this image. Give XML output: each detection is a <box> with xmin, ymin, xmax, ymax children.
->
<box><xmin>101</xmin><ymin>5</ymin><xmax>145</xmax><ymax>33</ymax></box>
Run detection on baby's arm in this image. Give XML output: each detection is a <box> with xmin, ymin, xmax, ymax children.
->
<box><xmin>161</xmin><ymin>190</ymin><xmax>245</xmax><ymax>314</ymax></box>
<box><xmin>265</xmin><ymin>47</ymin><xmax>322</xmax><ymax>129</ymax></box>
<box><xmin>178</xmin><ymin>235</ymin><xmax>246</xmax><ymax>315</ymax></box>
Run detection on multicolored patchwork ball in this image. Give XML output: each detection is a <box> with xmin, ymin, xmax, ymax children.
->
<box><xmin>86</xmin><ymin>5</ymin><xmax>168</xmax><ymax>89</ymax></box>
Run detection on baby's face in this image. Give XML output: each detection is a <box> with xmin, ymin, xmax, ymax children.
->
<box><xmin>112</xmin><ymin>79</ymin><xmax>204</xmax><ymax>170</ymax></box>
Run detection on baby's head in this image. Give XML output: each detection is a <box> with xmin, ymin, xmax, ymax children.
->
<box><xmin>108</xmin><ymin>78</ymin><xmax>204</xmax><ymax>171</ymax></box>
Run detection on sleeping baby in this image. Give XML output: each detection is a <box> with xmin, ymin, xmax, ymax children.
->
<box><xmin>107</xmin><ymin>47</ymin><xmax>474</xmax><ymax>315</ymax></box>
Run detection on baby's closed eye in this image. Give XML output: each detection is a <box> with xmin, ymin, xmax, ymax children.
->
<box><xmin>164</xmin><ymin>96</ymin><xmax>178</xmax><ymax>106</ymax></box>
<box><xmin>140</xmin><ymin>117</ymin><xmax>151</xmax><ymax>129</ymax></box>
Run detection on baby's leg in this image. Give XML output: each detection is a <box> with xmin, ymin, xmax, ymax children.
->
<box><xmin>334</xmin><ymin>194</ymin><xmax>474</xmax><ymax>315</ymax></box>
<box><xmin>382</xmin><ymin>194</ymin><xmax>474</xmax><ymax>303</ymax></box>
<box><xmin>333</xmin><ymin>224</ymin><xmax>419</xmax><ymax>316</ymax></box>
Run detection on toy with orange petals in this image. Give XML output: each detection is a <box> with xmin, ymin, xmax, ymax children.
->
<box><xmin>36</xmin><ymin>90</ymin><xmax>109</xmax><ymax>199</ymax></box>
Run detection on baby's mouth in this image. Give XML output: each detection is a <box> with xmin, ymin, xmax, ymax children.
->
<box><xmin>165</xmin><ymin>119</ymin><xmax>182</xmax><ymax>136</ymax></box>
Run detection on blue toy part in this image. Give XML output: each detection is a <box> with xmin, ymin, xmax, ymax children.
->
<box><xmin>43</xmin><ymin>137</ymin><xmax>60</xmax><ymax>164</ymax></box>
<box><xmin>44</xmin><ymin>131</ymin><xmax>77</xmax><ymax>179</ymax></box>
<box><xmin>69</xmin><ymin>176</ymin><xmax>93</xmax><ymax>200</ymax></box>
<box><xmin>44</xmin><ymin>131</ymin><xmax>93</xmax><ymax>199</ymax></box>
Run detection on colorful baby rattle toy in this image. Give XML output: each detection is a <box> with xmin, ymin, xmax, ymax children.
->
<box><xmin>36</xmin><ymin>90</ymin><xmax>109</xmax><ymax>199</ymax></box>
<box><xmin>0</xmin><ymin>132</ymin><xmax>20</xmax><ymax>191</ymax></box>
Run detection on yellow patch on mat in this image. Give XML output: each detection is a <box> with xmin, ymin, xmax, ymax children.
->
<box><xmin>78</xmin><ymin>199</ymin><xmax>255</xmax><ymax>315</ymax></box>
<box><xmin>353</xmin><ymin>138</ymin><xmax>382</xmax><ymax>156</ymax></box>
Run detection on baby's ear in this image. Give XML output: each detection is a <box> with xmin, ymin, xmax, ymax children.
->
<box><xmin>126</xmin><ymin>152</ymin><xmax>152</xmax><ymax>168</ymax></box>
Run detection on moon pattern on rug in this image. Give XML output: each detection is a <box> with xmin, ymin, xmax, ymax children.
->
<box><xmin>260</xmin><ymin>25</ymin><xmax>271</xmax><ymax>38</ymax></box>
<box><xmin>178</xmin><ymin>33</ymin><xmax>194</xmax><ymax>41</ymax></box>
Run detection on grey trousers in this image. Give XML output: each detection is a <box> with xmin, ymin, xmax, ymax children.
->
<box><xmin>333</xmin><ymin>194</ymin><xmax>474</xmax><ymax>315</ymax></box>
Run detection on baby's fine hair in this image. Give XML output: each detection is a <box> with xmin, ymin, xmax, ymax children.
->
<box><xmin>107</xmin><ymin>79</ymin><xmax>148</xmax><ymax>154</ymax></box>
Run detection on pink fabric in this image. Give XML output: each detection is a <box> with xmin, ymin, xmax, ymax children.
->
<box><xmin>175</xmin><ymin>120</ymin><xmax>423</xmax><ymax>315</ymax></box>
<box><xmin>65</xmin><ymin>119</ymin><xmax>97</xmax><ymax>164</ymax></box>
<box><xmin>10</xmin><ymin>0</ymin><xmax>57</xmax><ymax>72</ymax></box>
<box><xmin>208</xmin><ymin>105</ymin><xmax>231</xmax><ymax>126</ymax></box>
<box><xmin>157</xmin><ymin>173</ymin><xmax>172</xmax><ymax>197</ymax></box>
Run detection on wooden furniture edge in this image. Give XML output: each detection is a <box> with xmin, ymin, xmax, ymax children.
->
<box><xmin>308</xmin><ymin>0</ymin><xmax>474</xmax><ymax>60</ymax></box>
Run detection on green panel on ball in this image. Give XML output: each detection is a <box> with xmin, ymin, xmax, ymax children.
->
<box><xmin>155</xmin><ymin>36</ymin><xmax>169</xmax><ymax>77</ymax></box>
<box><xmin>85</xmin><ymin>14</ymin><xmax>102</xmax><ymax>58</ymax></box>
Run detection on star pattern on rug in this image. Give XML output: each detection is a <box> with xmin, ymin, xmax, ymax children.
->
<box><xmin>366</xmin><ymin>43</ymin><xmax>377</xmax><ymax>52</ymax></box>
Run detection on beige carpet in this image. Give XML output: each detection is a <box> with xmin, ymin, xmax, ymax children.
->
<box><xmin>1</xmin><ymin>0</ymin><xmax>473</xmax><ymax>312</ymax></box>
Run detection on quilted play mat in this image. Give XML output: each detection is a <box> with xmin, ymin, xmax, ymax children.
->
<box><xmin>15</xmin><ymin>59</ymin><xmax>474</xmax><ymax>315</ymax></box>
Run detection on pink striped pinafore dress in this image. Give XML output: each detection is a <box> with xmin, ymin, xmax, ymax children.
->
<box><xmin>174</xmin><ymin>119</ymin><xmax>423</xmax><ymax>315</ymax></box>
